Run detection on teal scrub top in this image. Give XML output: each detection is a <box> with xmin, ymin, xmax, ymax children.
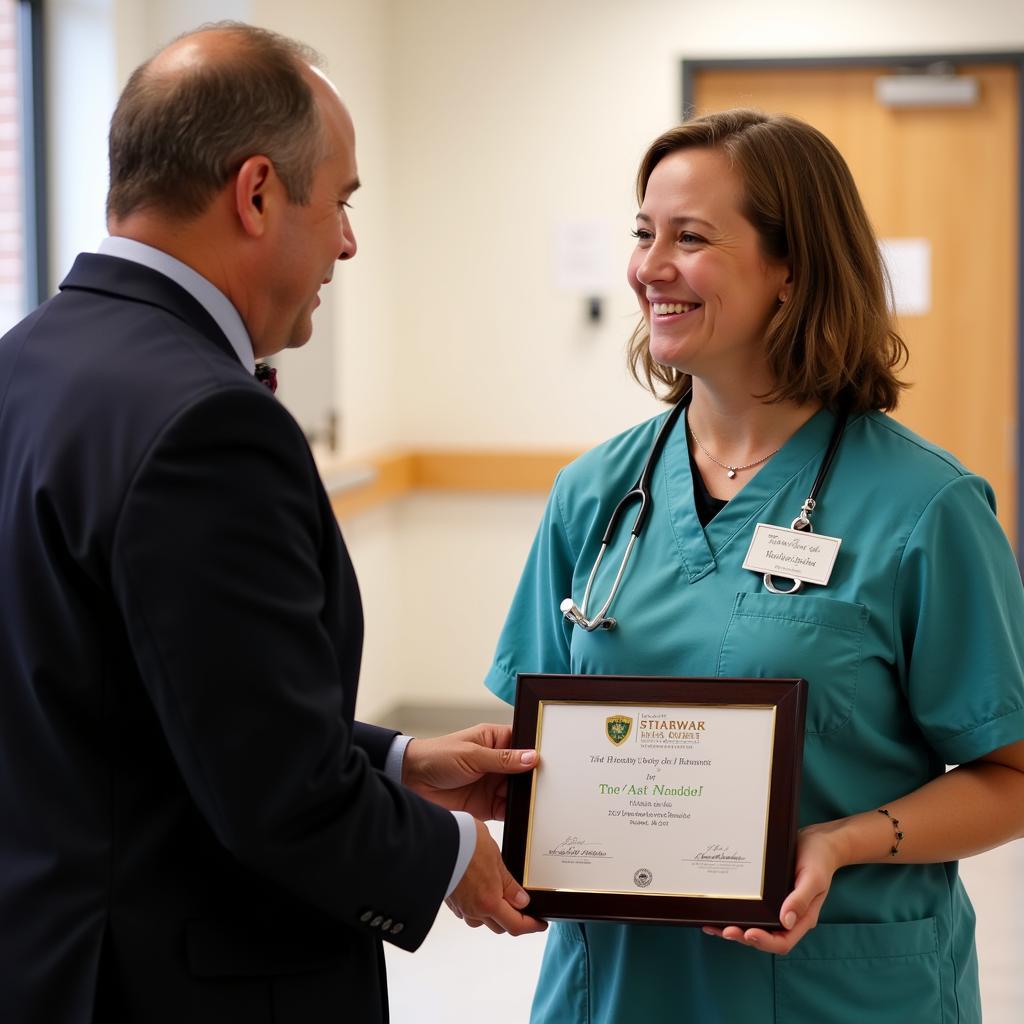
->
<box><xmin>485</xmin><ymin>406</ymin><xmax>1024</xmax><ymax>1024</ymax></box>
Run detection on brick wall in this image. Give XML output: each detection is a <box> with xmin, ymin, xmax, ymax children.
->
<box><xmin>0</xmin><ymin>0</ymin><xmax>24</xmax><ymax>329</ymax></box>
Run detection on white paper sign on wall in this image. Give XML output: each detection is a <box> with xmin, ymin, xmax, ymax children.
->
<box><xmin>553</xmin><ymin>220</ymin><xmax>617</xmax><ymax>293</ymax></box>
<box><xmin>878</xmin><ymin>237</ymin><xmax>932</xmax><ymax>316</ymax></box>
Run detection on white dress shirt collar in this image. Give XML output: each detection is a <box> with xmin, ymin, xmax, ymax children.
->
<box><xmin>98</xmin><ymin>236</ymin><xmax>256</xmax><ymax>374</ymax></box>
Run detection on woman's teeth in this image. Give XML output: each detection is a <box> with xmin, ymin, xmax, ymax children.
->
<box><xmin>653</xmin><ymin>302</ymin><xmax>698</xmax><ymax>315</ymax></box>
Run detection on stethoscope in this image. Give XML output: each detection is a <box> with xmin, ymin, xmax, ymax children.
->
<box><xmin>560</xmin><ymin>390</ymin><xmax>849</xmax><ymax>632</ymax></box>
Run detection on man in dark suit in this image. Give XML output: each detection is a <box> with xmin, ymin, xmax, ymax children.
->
<box><xmin>0</xmin><ymin>22</ymin><xmax>544</xmax><ymax>1024</ymax></box>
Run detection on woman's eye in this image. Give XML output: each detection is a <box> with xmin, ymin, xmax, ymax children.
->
<box><xmin>631</xmin><ymin>228</ymin><xmax>653</xmax><ymax>241</ymax></box>
<box><xmin>680</xmin><ymin>232</ymin><xmax>701</xmax><ymax>244</ymax></box>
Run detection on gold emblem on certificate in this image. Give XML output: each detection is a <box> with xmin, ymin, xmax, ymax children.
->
<box><xmin>605</xmin><ymin>715</ymin><xmax>632</xmax><ymax>746</ymax></box>
<box><xmin>503</xmin><ymin>675</ymin><xmax>807</xmax><ymax>929</ymax></box>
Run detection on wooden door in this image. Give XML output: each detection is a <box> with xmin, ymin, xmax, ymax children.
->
<box><xmin>692</xmin><ymin>64</ymin><xmax>1019</xmax><ymax>547</ymax></box>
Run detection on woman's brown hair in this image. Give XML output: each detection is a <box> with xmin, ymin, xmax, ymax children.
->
<box><xmin>628</xmin><ymin>109</ymin><xmax>908</xmax><ymax>412</ymax></box>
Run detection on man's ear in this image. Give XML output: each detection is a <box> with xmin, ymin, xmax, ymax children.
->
<box><xmin>235</xmin><ymin>156</ymin><xmax>274</xmax><ymax>237</ymax></box>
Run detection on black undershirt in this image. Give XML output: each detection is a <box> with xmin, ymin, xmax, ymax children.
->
<box><xmin>688</xmin><ymin>442</ymin><xmax>729</xmax><ymax>527</ymax></box>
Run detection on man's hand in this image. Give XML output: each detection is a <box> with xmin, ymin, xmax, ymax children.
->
<box><xmin>446</xmin><ymin>820</ymin><xmax>548</xmax><ymax>936</ymax></box>
<box><xmin>403</xmin><ymin>723</ymin><xmax>537</xmax><ymax>821</ymax></box>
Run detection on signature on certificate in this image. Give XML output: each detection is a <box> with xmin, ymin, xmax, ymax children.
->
<box><xmin>547</xmin><ymin>835</ymin><xmax>609</xmax><ymax>859</ymax></box>
<box><xmin>686</xmin><ymin>843</ymin><xmax>749</xmax><ymax>870</ymax></box>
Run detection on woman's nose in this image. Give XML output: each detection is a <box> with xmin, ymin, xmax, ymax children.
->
<box><xmin>636</xmin><ymin>243</ymin><xmax>675</xmax><ymax>284</ymax></box>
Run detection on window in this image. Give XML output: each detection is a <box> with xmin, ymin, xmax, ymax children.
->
<box><xmin>0</xmin><ymin>0</ymin><xmax>45</xmax><ymax>333</ymax></box>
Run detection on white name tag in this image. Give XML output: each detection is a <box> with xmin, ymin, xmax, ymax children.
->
<box><xmin>741</xmin><ymin>523</ymin><xmax>842</xmax><ymax>587</ymax></box>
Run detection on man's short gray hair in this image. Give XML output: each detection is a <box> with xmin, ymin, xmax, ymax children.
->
<box><xmin>107</xmin><ymin>22</ymin><xmax>327</xmax><ymax>221</ymax></box>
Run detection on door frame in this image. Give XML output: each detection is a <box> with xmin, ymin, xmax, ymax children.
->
<box><xmin>682</xmin><ymin>52</ymin><xmax>1024</xmax><ymax>568</ymax></box>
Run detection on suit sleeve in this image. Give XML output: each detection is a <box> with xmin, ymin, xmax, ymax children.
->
<box><xmin>353</xmin><ymin>721</ymin><xmax>401</xmax><ymax>770</ymax></box>
<box><xmin>110</xmin><ymin>385</ymin><xmax>457</xmax><ymax>951</ymax></box>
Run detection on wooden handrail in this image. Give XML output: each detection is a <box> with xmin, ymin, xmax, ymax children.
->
<box><xmin>325</xmin><ymin>449</ymin><xmax>579</xmax><ymax>521</ymax></box>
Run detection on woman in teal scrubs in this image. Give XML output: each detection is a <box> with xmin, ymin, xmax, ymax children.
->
<box><xmin>485</xmin><ymin>110</ymin><xmax>1024</xmax><ymax>1023</ymax></box>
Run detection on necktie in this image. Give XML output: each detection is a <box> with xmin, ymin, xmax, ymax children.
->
<box><xmin>254</xmin><ymin>363</ymin><xmax>278</xmax><ymax>394</ymax></box>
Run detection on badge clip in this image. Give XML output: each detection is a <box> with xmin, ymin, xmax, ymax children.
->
<box><xmin>742</xmin><ymin>498</ymin><xmax>842</xmax><ymax>595</ymax></box>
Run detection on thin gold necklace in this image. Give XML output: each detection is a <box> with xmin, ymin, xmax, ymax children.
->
<box><xmin>688</xmin><ymin>423</ymin><xmax>780</xmax><ymax>479</ymax></box>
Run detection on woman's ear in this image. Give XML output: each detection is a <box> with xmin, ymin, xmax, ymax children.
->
<box><xmin>779</xmin><ymin>267</ymin><xmax>794</xmax><ymax>304</ymax></box>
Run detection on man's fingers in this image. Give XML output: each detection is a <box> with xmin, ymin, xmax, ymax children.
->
<box><xmin>494</xmin><ymin>864</ymin><xmax>547</xmax><ymax>935</ymax></box>
<box><xmin>464</xmin><ymin>745</ymin><xmax>538</xmax><ymax>775</ymax></box>
<box><xmin>449</xmin><ymin>819</ymin><xmax>547</xmax><ymax>937</ymax></box>
<box><xmin>499</xmin><ymin>859</ymin><xmax>530</xmax><ymax>910</ymax></box>
<box><xmin>450</xmin><ymin>893</ymin><xmax>546</xmax><ymax>936</ymax></box>
<box><xmin>486</xmin><ymin>900</ymin><xmax>548</xmax><ymax>936</ymax></box>
<box><xmin>451</xmin><ymin>722</ymin><xmax>514</xmax><ymax>750</ymax></box>
<box><xmin>505</xmin><ymin>909</ymin><xmax>548</xmax><ymax>935</ymax></box>
<box><xmin>491</xmin><ymin>794</ymin><xmax>507</xmax><ymax>822</ymax></box>
<box><xmin>477</xmin><ymin>723</ymin><xmax>513</xmax><ymax>750</ymax></box>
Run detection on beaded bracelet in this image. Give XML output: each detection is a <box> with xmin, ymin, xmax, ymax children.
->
<box><xmin>877</xmin><ymin>808</ymin><xmax>904</xmax><ymax>856</ymax></box>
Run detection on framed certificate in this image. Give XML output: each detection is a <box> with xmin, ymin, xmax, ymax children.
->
<box><xmin>502</xmin><ymin>675</ymin><xmax>807</xmax><ymax>929</ymax></box>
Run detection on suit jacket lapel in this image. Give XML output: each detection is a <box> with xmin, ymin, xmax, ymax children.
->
<box><xmin>59</xmin><ymin>253</ymin><xmax>239</xmax><ymax>365</ymax></box>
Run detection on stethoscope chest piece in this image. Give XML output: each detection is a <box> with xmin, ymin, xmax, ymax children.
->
<box><xmin>560</xmin><ymin>597</ymin><xmax>616</xmax><ymax>632</ymax></box>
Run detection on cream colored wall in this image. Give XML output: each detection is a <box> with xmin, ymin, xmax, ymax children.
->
<box><xmin>47</xmin><ymin>0</ymin><xmax>251</xmax><ymax>287</ymax></box>
<box><xmin>343</xmin><ymin>0</ymin><xmax>1024</xmax><ymax>718</ymax></box>
<box><xmin>114</xmin><ymin>0</ymin><xmax>250</xmax><ymax>79</ymax></box>
<box><xmin>55</xmin><ymin>0</ymin><xmax>1024</xmax><ymax>719</ymax></box>
<box><xmin>386</xmin><ymin>0</ymin><xmax>1024</xmax><ymax>449</ymax></box>
<box><xmin>92</xmin><ymin>0</ymin><xmax>1024</xmax><ymax>458</ymax></box>
<box><xmin>251</xmin><ymin>0</ymin><xmax>403</xmax><ymax>453</ymax></box>
<box><xmin>349</xmin><ymin>493</ymin><xmax>548</xmax><ymax>719</ymax></box>
<box><xmin>335</xmin><ymin>502</ymin><xmax>408</xmax><ymax>719</ymax></box>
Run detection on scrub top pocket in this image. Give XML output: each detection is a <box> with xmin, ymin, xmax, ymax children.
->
<box><xmin>773</xmin><ymin>918</ymin><xmax>942</xmax><ymax>1024</ymax></box>
<box><xmin>716</xmin><ymin>593</ymin><xmax>869</xmax><ymax>735</ymax></box>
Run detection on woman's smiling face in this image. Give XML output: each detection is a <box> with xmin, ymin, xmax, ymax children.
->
<box><xmin>627</xmin><ymin>147</ymin><xmax>790</xmax><ymax>384</ymax></box>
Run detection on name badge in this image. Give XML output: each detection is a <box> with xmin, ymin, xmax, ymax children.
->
<box><xmin>741</xmin><ymin>523</ymin><xmax>842</xmax><ymax>587</ymax></box>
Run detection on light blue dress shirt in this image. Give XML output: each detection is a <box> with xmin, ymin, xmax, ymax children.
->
<box><xmin>99</xmin><ymin>236</ymin><xmax>256</xmax><ymax>373</ymax></box>
<box><xmin>98</xmin><ymin>236</ymin><xmax>476</xmax><ymax>899</ymax></box>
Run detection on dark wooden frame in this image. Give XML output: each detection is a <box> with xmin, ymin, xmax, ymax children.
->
<box><xmin>503</xmin><ymin>674</ymin><xmax>807</xmax><ymax>929</ymax></box>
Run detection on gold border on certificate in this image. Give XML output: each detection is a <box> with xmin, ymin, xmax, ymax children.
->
<box><xmin>523</xmin><ymin>701</ymin><xmax>776</xmax><ymax>899</ymax></box>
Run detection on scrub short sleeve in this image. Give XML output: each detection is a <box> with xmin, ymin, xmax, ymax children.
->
<box><xmin>895</xmin><ymin>473</ymin><xmax>1024</xmax><ymax>764</ymax></box>
<box><xmin>484</xmin><ymin>472</ymin><xmax>577</xmax><ymax>705</ymax></box>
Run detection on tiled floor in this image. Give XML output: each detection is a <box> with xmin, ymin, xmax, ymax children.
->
<box><xmin>386</xmin><ymin>825</ymin><xmax>1024</xmax><ymax>1022</ymax></box>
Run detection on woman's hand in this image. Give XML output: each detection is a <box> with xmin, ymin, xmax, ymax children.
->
<box><xmin>701</xmin><ymin>824</ymin><xmax>844</xmax><ymax>955</ymax></box>
<box><xmin>704</xmin><ymin>743</ymin><xmax>1024</xmax><ymax>955</ymax></box>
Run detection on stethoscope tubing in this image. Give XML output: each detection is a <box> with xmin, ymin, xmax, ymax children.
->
<box><xmin>561</xmin><ymin>392</ymin><xmax>690</xmax><ymax>631</ymax></box>
<box><xmin>562</xmin><ymin>392</ymin><xmax>849</xmax><ymax>629</ymax></box>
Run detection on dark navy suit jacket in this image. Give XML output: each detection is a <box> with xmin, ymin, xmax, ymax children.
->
<box><xmin>0</xmin><ymin>254</ymin><xmax>458</xmax><ymax>1023</ymax></box>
